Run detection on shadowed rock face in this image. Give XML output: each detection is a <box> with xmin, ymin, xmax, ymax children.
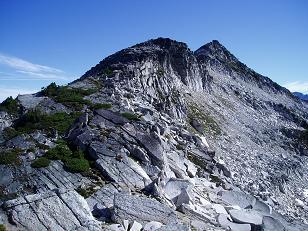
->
<box><xmin>0</xmin><ymin>37</ymin><xmax>308</xmax><ymax>230</ymax></box>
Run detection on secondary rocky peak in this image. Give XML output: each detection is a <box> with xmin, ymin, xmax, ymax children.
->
<box><xmin>194</xmin><ymin>40</ymin><xmax>238</xmax><ymax>64</ymax></box>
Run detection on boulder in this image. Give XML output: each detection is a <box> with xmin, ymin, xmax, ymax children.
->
<box><xmin>2</xmin><ymin>189</ymin><xmax>101</xmax><ymax>230</ymax></box>
<box><xmin>228</xmin><ymin>209</ymin><xmax>263</xmax><ymax>226</ymax></box>
<box><xmin>136</xmin><ymin>133</ymin><xmax>166</xmax><ymax>168</ymax></box>
<box><xmin>95</xmin><ymin>109</ymin><xmax>129</xmax><ymax>125</ymax></box>
<box><xmin>217</xmin><ymin>213</ymin><xmax>251</xmax><ymax>231</ymax></box>
<box><xmin>262</xmin><ymin>216</ymin><xmax>285</xmax><ymax>231</ymax></box>
<box><xmin>130</xmin><ymin>221</ymin><xmax>143</xmax><ymax>231</ymax></box>
<box><xmin>164</xmin><ymin>178</ymin><xmax>193</xmax><ymax>202</ymax></box>
<box><xmin>143</xmin><ymin>221</ymin><xmax>163</xmax><ymax>231</ymax></box>
<box><xmin>252</xmin><ymin>200</ymin><xmax>271</xmax><ymax>215</ymax></box>
<box><xmin>218</xmin><ymin>190</ymin><xmax>256</xmax><ymax>209</ymax></box>
<box><xmin>156</xmin><ymin>223</ymin><xmax>190</xmax><ymax>231</ymax></box>
<box><xmin>6</xmin><ymin>134</ymin><xmax>35</xmax><ymax>150</ymax></box>
<box><xmin>112</xmin><ymin>193</ymin><xmax>177</xmax><ymax>225</ymax></box>
<box><xmin>95</xmin><ymin>156</ymin><xmax>151</xmax><ymax>189</ymax></box>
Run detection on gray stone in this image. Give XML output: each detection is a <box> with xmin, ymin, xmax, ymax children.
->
<box><xmin>6</xmin><ymin>134</ymin><xmax>35</xmax><ymax>150</ymax></box>
<box><xmin>95</xmin><ymin>155</ymin><xmax>151</xmax><ymax>189</ymax></box>
<box><xmin>112</xmin><ymin>193</ymin><xmax>177</xmax><ymax>225</ymax></box>
<box><xmin>143</xmin><ymin>221</ymin><xmax>163</xmax><ymax>231</ymax></box>
<box><xmin>164</xmin><ymin>178</ymin><xmax>193</xmax><ymax>202</ymax></box>
<box><xmin>253</xmin><ymin>200</ymin><xmax>271</xmax><ymax>215</ymax></box>
<box><xmin>96</xmin><ymin>109</ymin><xmax>129</xmax><ymax>125</ymax></box>
<box><xmin>17</xmin><ymin>94</ymin><xmax>44</xmax><ymax>110</ymax></box>
<box><xmin>156</xmin><ymin>223</ymin><xmax>190</xmax><ymax>231</ymax></box>
<box><xmin>130</xmin><ymin>221</ymin><xmax>143</xmax><ymax>231</ymax></box>
<box><xmin>218</xmin><ymin>190</ymin><xmax>256</xmax><ymax>209</ymax></box>
<box><xmin>228</xmin><ymin>209</ymin><xmax>263</xmax><ymax>226</ymax></box>
<box><xmin>137</xmin><ymin>133</ymin><xmax>165</xmax><ymax>168</ymax></box>
<box><xmin>0</xmin><ymin>166</ymin><xmax>14</xmax><ymax>185</ymax></box>
<box><xmin>262</xmin><ymin>216</ymin><xmax>285</xmax><ymax>231</ymax></box>
<box><xmin>2</xmin><ymin>189</ymin><xmax>101</xmax><ymax>230</ymax></box>
<box><xmin>217</xmin><ymin>213</ymin><xmax>251</xmax><ymax>231</ymax></box>
<box><xmin>105</xmin><ymin>224</ymin><xmax>126</xmax><ymax>231</ymax></box>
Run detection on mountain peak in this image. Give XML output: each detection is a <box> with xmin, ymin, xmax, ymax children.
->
<box><xmin>132</xmin><ymin>37</ymin><xmax>188</xmax><ymax>50</ymax></box>
<box><xmin>194</xmin><ymin>40</ymin><xmax>238</xmax><ymax>63</ymax></box>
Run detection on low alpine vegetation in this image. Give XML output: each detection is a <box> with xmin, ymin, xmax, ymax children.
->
<box><xmin>44</xmin><ymin>141</ymin><xmax>90</xmax><ymax>173</ymax></box>
<box><xmin>31</xmin><ymin>157</ymin><xmax>51</xmax><ymax>168</ymax></box>
<box><xmin>0</xmin><ymin>96</ymin><xmax>20</xmax><ymax>115</ymax></box>
<box><xmin>41</xmin><ymin>82</ymin><xmax>97</xmax><ymax>110</ymax></box>
<box><xmin>15</xmin><ymin>109</ymin><xmax>82</xmax><ymax>135</ymax></box>
<box><xmin>0</xmin><ymin>149</ymin><xmax>22</xmax><ymax>166</ymax></box>
<box><xmin>90</xmin><ymin>103</ymin><xmax>112</xmax><ymax>110</ymax></box>
<box><xmin>121</xmin><ymin>112</ymin><xmax>140</xmax><ymax>121</ymax></box>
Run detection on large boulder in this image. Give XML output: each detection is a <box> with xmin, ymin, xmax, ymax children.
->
<box><xmin>112</xmin><ymin>193</ymin><xmax>177</xmax><ymax>225</ymax></box>
<box><xmin>228</xmin><ymin>209</ymin><xmax>263</xmax><ymax>226</ymax></box>
<box><xmin>262</xmin><ymin>216</ymin><xmax>285</xmax><ymax>231</ymax></box>
<box><xmin>218</xmin><ymin>190</ymin><xmax>256</xmax><ymax>209</ymax></box>
<box><xmin>2</xmin><ymin>189</ymin><xmax>101</xmax><ymax>230</ymax></box>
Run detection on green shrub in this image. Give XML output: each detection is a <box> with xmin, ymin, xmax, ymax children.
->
<box><xmin>103</xmin><ymin>68</ymin><xmax>113</xmax><ymax>76</ymax></box>
<box><xmin>2</xmin><ymin>127</ymin><xmax>20</xmax><ymax>140</ymax></box>
<box><xmin>15</xmin><ymin>110</ymin><xmax>82</xmax><ymax>135</ymax></box>
<box><xmin>91</xmin><ymin>103</ymin><xmax>112</xmax><ymax>110</ymax></box>
<box><xmin>41</xmin><ymin>83</ymin><xmax>97</xmax><ymax>110</ymax></box>
<box><xmin>0</xmin><ymin>149</ymin><xmax>22</xmax><ymax>165</ymax></box>
<box><xmin>0</xmin><ymin>224</ymin><xmax>6</xmax><ymax>231</ymax></box>
<box><xmin>31</xmin><ymin>157</ymin><xmax>50</xmax><ymax>168</ymax></box>
<box><xmin>65</xmin><ymin>158</ymin><xmax>89</xmax><ymax>173</ymax></box>
<box><xmin>45</xmin><ymin>143</ymin><xmax>72</xmax><ymax>161</ymax></box>
<box><xmin>0</xmin><ymin>96</ymin><xmax>20</xmax><ymax>115</ymax></box>
<box><xmin>121</xmin><ymin>112</ymin><xmax>140</xmax><ymax>121</ymax></box>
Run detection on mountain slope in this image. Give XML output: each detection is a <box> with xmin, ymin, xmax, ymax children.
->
<box><xmin>0</xmin><ymin>38</ymin><xmax>307</xmax><ymax>230</ymax></box>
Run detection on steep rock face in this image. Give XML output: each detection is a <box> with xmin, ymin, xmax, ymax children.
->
<box><xmin>0</xmin><ymin>38</ymin><xmax>308</xmax><ymax>230</ymax></box>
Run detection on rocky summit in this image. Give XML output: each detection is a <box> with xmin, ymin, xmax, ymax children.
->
<box><xmin>0</xmin><ymin>37</ymin><xmax>308</xmax><ymax>231</ymax></box>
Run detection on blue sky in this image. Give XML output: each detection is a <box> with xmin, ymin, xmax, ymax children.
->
<box><xmin>0</xmin><ymin>0</ymin><xmax>307</xmax><ymax>101</ymax></box>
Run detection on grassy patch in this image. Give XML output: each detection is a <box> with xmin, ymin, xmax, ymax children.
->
<box><xmin>2</xmin><ymin>127</ymin><xmax>20</xmax><ymax>140</ymax></box>
<box><xmin>176</xmin><ymin>144</ymin><xmax>184</xmax><ymax>151</ymax></box>
<box><xmin>0</xmin><ymin>224</ymin><xmax>6</xmax><ymax>231</ymax></box>
<box><xmin>15</xmin><ymin>109</ymin><xmax>81</xmax><ymax>135</ymax></box>
<box><xmin>187</xmin><ymin>103</ymin><xmax>221</xmax><ymax>136</ymax></box>
<box><xmin>45</xmin><ymin>142</ymin><xmax>89</xmax><ymax>173</ymax></box>
<box><xmin>102</xmin><ymin>68</ymin><xmax>113</xmax><ymax>76</ymax></box>
<box><xmin>0</xmin><ymin>149</ymin><xmax>22</xmax><ymax>165</ymax></box>
<box><xmin>65</xmin><ymin>158</ymin><xmax>90</xmax><ymax>173</ymax></box>
<box><xmin>121</xmin><ymin>112</ymin><xmax>140</xmax><ymax>121</ymax></box>
<box><xmin>187</xmin><ymin>151</ymin><xmax>207</xmax><ymax>169</ymax></box>
<box><xmin>31</xmin><ymin>157</ymin><xmax>50</xmax><ymax>168</ymax></box>
<box><xmin>90</xmin><ymin>103</ymin><xmax>112</xmax><ymax>110</ymax></box>
<box><xmin>76</xmin><ymin>185</ymin><xmax>99</xmax><ymax>198</ymax></box>
<box><xmin>45</xmin><ymin>143</ymin><xmax>72</xmax><ymax>161</ymax></box>
<box><xmin>0</xmin><ymin>96</ymin><xmax>20</xmax><ymax>115</ymax></box>
<box><xmin>41</xmin><ymin>82</ymin><xmax>96</xmax><ymax>110</ymax></box>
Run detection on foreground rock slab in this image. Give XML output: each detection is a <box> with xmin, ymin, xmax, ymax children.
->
<box><xmin>112</xmin><ymin>193</ymin><xmax>177</xmax><ymax>225</ymax></box>
<box><xmin>2</xmin><ymin>189</ymin><xmax>101</xmax><ymax>231</ymax></box>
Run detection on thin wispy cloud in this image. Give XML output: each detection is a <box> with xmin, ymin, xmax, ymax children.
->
<box><xmin>283</xmin><ymin>81</ymin><xmax>308</xmax><ymax>94</ymax></box>
<box><xmin>0</xmin><ymin>53</ymin><xmax>71</xmax><ymax>80</ymax></box>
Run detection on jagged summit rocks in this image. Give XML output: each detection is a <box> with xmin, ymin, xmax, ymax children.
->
<box><xmin>0</xmin><ymin>37</ymin><xmax>308</xmax><ymax>230</ymax></box>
